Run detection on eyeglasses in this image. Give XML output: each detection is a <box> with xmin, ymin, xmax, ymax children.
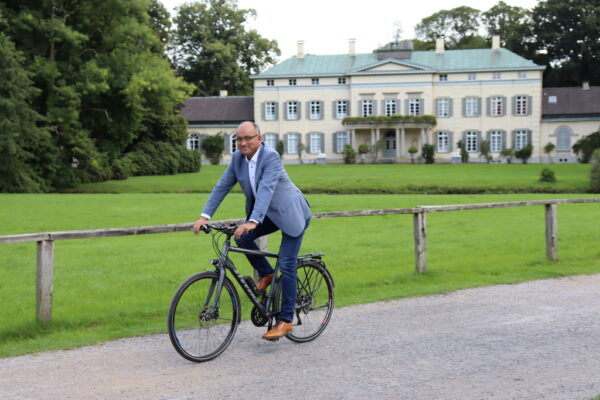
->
<box><xmin>235</xmin><ymin>134</ymin><xmax>259</xmax><ymax>143</ymax></box>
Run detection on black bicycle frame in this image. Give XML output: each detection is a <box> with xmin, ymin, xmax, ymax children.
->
<box><xmin>211</xmin><ymin>236</ymin><xmax>281</xmax><ymax>321</ymax></box>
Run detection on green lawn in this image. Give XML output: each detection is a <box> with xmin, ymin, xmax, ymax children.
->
<box><xmin>1</xmin><ymin>192</ymin><xmax>599</xmax><ymax>357</ymax></box>
<box><xmin>72</xmin><ymin>163</ymin><xmax>593</xmax><ymax>194</ymax></box>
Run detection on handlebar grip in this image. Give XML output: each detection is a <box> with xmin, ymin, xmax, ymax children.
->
<box><xmin>200</xmin><ymin>224</ymin><xmax>211</xmax><ymax>234</ymax></box>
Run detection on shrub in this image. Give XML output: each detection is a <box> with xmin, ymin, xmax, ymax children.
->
<box><xmin>122</xmin><ymin>141</ymin><xmax>200</xmax><ymax>176</ymax></box>
<box><xmin>572</xmin><ymin>131</ymin><xmax>600</xmax><ymax>163</ymax></box>
<box><xmin>276</xmin><ymin>140</ymin><xmax>284</xmax><ymax>157</ymax></box>
<box><xmin>479</xmin><ymin>140</ymin><xmax>492</xmax><ymax>163</ymax></box>
<box><xmin>539</xmin><ymin>168</ymin><xmax>556</xmax><ymax>183</ymax></box>
<box><xmin>111</xmin><ymin>158</ymin><xmax>133</xmax><ymax>180</ymax></box>
<box><xmin>342</xmin><ymin>144</ymin><xmax>357</xmax><ymax>164</ymax></box>
<box><xmin>358</xmin><ymin>144</ymin><xmax>369</xmax><ymax>154</ymax></box>
<box><xmin>590</xmin><ymin>149</ymin><xmax>600</xmax><ymax>193</ymax></box>
<box><xmin>421</xmin><ymin>143</ymin><xmax>435</xmax><ymax>164</ymax></box>
<box><xmin>500</xmin><ymin>148</ymin><xmax>514</xmax><ymax>164</ymax></box>
<box><xmin>515</xmin><ymin>144</ymin><xmax>533</xmax><ymax>164</ymax></box>
<box><xmin>408</xmin><ymin>146</ymin><xmax>418</xmax><ymax>164</ymax></box>
<box><xmin>201</xmin><ymin>133</ymin><xmax>225</xmax><ymax>165</ymax></box>
<box><xmin>457</xmin><ymin>140</ymin><xmax>469</xmax><ymax>163</ymax></box>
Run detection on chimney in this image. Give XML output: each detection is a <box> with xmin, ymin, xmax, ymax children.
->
<box><xmin>435</xmin><ymin>38</ymin><xmax>444</xmax><ymax>54</ymax></box>
<box><xmin>348</xmin><ymin>38</ymin><xmax>356</xmax><ymax>56</ymax></box>
<box><xmin>297</xmin><ymin>40</ymin><xmax>304</xmax><ymax>59</ymax></box>
<box><xmin>219</xmin><ymin>90</ymin><xmax>228</xmax><ymax>97</ymax></box>
<box><xmin>492</xmin><ymin>35</ymin><xmax>500</xmax><ymax>51</ymax></box>
<box><xmin>583</xmin><ymin>81</ymin><xmax>590</xmax><ymax>90</ymax></box>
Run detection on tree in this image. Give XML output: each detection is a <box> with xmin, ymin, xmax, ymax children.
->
<box><xmin>201</xmin><ymin>133</ymin><xmax>225</xmax><ymax>165</ymax></box>
<box><xmin>457</xmin><ymin>140</ymin><xmax>469</xmax><ymax>163</ymax></box>
<box><xmin>500</xmin><ymin>148</ymin><xmax>514</xmax><ymax>164</ymax></box>
<box><xmin>590</xmin><ymin>149</ymin><xmax>600</xmax><ymax>193</ymax></box>
<box><xmin>421</xmin><ymin>144</ymin><xmax>435</xmax><ymax>164</ymax></box>
<box><xmin>172</xmin><ymin>0</ymin><xmax>280</xmax><ymax>96</ymax></box>
<box><xmin>479</xmin><ymin>140</ymin><xmax>493</xmax><ymax>163</ymax></box>
<box><xmin>415</xmin><ymin>6</ymin><xmax>483</xmax><ymax>49</ymax></box>
<box><xmin>532</xmin><ymin>0</ymin><xmax>600</xmax><ymax>85</ymax></box>
<box><xmin>342</xmin><ymin>144</ymin><xmax>357</xmax><ymax>164</ymax></box>
<box><xmin>544</xmin><ymin>142</ymin><xmax>556</xmax><ymax>163</ymax></box>
<box><xmin>482</xmin><ymin>1</ymin><xmax>535</xmax><ymax>59</ymax></box>
<box><xmin>515</xmin><ymin>144</ymin><xmax>533</xmax><ymax>164</ymax></box>
<box><xmin>572</xmin><ymin>131</ymin><xmax>600</xmax><ymax>163</ymax></box>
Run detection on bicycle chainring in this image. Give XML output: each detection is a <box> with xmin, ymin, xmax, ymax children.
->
<box><xmin>250</xmin><ymin>305</ymin><xmax>268</xmax><ymax>327</ymax></box>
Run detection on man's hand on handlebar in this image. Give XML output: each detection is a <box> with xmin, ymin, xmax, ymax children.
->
<box><xmin>234</xmin><ymin>221</ymin><xmax>257</xmax><ymax>239</ymax></box>
<box><xmin>193</xmin><ymin>216</ymin><xmax>210</xmax><ymax>235</ymax></box>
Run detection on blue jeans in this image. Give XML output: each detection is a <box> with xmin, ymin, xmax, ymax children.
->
<box><xmin>235</xmin><ymin>216</ymin><xmax>310</xmax><ymax>323</ymax></box>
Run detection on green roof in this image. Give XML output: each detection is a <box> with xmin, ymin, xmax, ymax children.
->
<box><xmin>253</xmin><ymin>48</ymin><xmax>544</xmax><ymax>78</ymax></box>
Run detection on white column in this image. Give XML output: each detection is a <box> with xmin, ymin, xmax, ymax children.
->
<box><xmin>401</xmin><ymin>127</ymin><xmax>406</xmax><ymax>159</ymax></box>
<box><xmin>395</xmin><ymin>128</ymin><xmax>400</xmax><ymax>158</ymax></box>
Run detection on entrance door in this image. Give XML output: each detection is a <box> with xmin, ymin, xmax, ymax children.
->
<box><xmin>384</xmin><ymin>131</ymin><xmax>396</xmax><ymax>158</ymax></box>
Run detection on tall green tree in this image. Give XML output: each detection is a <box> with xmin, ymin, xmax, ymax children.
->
<box><xmin>482</xmin><ymin>1</ymin><xmax>535</xmax><ymax>59</ymax></box>
<box><xmin>172</xmin><ymin>0</ymin><xmax>280</xmax><ymax>96</ymax></box>
<box><xmin>532</xmin><ymin>0</ymin><xmax>600</xmax><ymax>85</ymax></box>
<box><xmin>415</xmin><ymin>6</ymin><xmax>484</xmax><ymax>49</ymax></box>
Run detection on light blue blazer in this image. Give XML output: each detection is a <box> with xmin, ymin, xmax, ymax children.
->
<box><xmin>202</xmin><ymin>143</ymin><xmax>311</xmax><ymax>237</ymax></box>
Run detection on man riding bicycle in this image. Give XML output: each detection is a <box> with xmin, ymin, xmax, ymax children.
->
<box><xmin>193</xmin><ymin>121</ymin><xmax>311</xmax><ymax>340</ymax></box>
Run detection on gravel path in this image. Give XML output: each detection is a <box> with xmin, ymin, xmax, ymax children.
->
<box><xmin>1</xmin><ymin>274</ymin><xmax>600</xmax><ymax>400</ymax></box>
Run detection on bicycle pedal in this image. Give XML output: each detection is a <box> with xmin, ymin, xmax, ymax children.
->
<box><xmin>263</xmin><ymin>337</ymin><xmax>280</xmax><ymax>342</ymax></box>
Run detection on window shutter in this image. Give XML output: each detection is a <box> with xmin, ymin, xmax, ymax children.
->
<box><xmin>319</xmin><ymin>101</ymin><xmax>324</xmax><ymax>120</ymax></box>
<box><xmin>296</xmin><ymin>102</ymin><xmax>301</xmax><ymax>120</ymax></box>
<box><xmin>462</xmin><ymin>131</ymin><xmax>467</xmax><ymax>149</ymax></box>
<box><xmin>501</xmin><ymin>130</ymin><xmax>506</xmax><ymax>150</ymax></box>
<box><xmin>306</xmin><ymin>133</ymin><xmax>312</xmax><ymax>153</ymax></box>
<box><xmin>511</xmin><ymin>96</ymin><xmax>516</xmax><ymax>116</ymax></box>
<box><xmin>486</xmin><ymin>97</ymin><xmax>491</xmax><ymax>116</ymax></box>
<box><xmin>283</xmin><ymin>102</ymin><xmax>288</xmax><ymax>120</ymax></box>
<box><xmin>435</xmin><ymin>99</ymin><xmax>439</xmax><ymax>117</ymax></box>
<box><xmin>332</xmin><ymin>101</ymin><xmax>337</xmax><ymax>119</ymax></box>
<box><xmin>261</xmin><ymin>102</ymin><xmax>266</xmax><ymax>120</ymax></box>
<box><xmin>297</xmin><ymin>133</ymin><xmax>303</xmax><ymax>154</ymax></box>
<box><xmin>501</xmin><ymin>97</ymin><xmax>506</xmax><ymax>116</ymax></box>
<box><xmin>283</xmin><ymin>133</ymin><xmax>289</xmax><ymax>154</ymax></box>
<box><xmin>332</xmin><ymin>133</ymin><xmax>339</xmax><ymax>153</ymax></box>
<box><xmin>358</xmin><ymin>100</ymin><xmax>362</xmax><ymax>117</ymax></box>
<box><xmin>224</xmin><ymin>134</ymin><xmax>231</xmax><ymax>154</ymax></box>
<box><xmin>306</xmin><ymin>101</ymin><xmax>311</xmax><ymax>118</ymax></box>
<box><xmin>372</xmin><ymin>100</ymin><xmax>377</xmax><ymax>116</ymax></box>
<box><xmin>448</xmin><ymin>132</ymin><xmax>454</xmax><ymax>152</ymax></box>
<box><xmin>527</xmin><ymin>130</ymin><xmax>532</xmax><ymax>146</ymax></box>
<box><xmin>418</xmin><ymin>98</ymin><xmax>424</xmax><ymax>115</ymax></box>
<box><xmin>198</xmin><ymin>134</ymin><xmax>206</xmax><ymax>151</ymax></box>
<box><xmin>476</xmin><ymin>131</ymin><xmax>482</xmax><ymax>153</ymax></box>
<box><xmin>511</xmin><ymin>130</ymin><xmax>516</xmax><ymax>149</ymax></box>
<box><xmin>320</xmin><ymin>133</ymin><xmax>325</xmax><ymax>153</ymax></box>
<box><xmin>346</xmin><ymin>100</ymin><xmax>351</xmax><ymax>117</ymax></box>
<box><xmin>476</xmin><ymin>97</ymin><xmax>481</xmax><ymax>116</ymax></box>
<box><xmin>274</xmin><ymin>134</ymin><xmax>279</xmax><ymax>148</ymax></box>
<box><xmin>404</xmin><ymin>99</ymin><xmax>409</xmax><ymax>115</ymax></box>
<box><xmin>462</xmin><ymin>98</ymin><xmax>467</xmax><ymax>117</ymax></box>
<box><xmin>527</xmin><ymin>96</ymin><xmax>533</xmax><ymax>116</ymax></box>
<box><xmin>448</xmin><ymin>98</ymin><xmax>453</xmax><ymax>117</ymax></box>
<box><xmin>486</xmin><ymin>130</ymin><xmax>491</xmax><ymax>142</ymax></box>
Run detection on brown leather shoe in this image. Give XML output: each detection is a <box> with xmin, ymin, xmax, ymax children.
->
<box><xmin>262</xmin><ymin>321</ymin><xmax>293</xmax><ymax>340</ymax></box>
<box><xmin>256</xmin><ymin>274</ymin><xmax>273</xmax><ymax>292</ymax></box>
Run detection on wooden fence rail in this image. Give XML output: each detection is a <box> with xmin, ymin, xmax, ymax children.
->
<box><xmin>1</xmin><ymin>198</ymin><xmax>599</xmax><ymax>323</ymax></box>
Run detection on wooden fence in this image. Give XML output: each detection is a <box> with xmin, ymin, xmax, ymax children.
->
<box><xmin>1</xmin><ymin>198</ymin><xmax>599</xmax><ymax>323</ymax></box>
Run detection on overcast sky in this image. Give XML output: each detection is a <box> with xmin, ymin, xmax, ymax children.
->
<box><xmin>161</xmin><ymin>0</ymin><xmax>539</xmax><ymax>61</ymax></box>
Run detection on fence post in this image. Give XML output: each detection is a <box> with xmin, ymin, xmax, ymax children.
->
<box><xmin>413</xmin><ymin>211</ymin><xmax>427</xmax><ymax>274</ymax></box>
<box><xmin>253</xmin><ymin>236</ymin><xmax>269</xmax><ymax>280</ymax></box>
<box><xmin>545</xmin><ymin>203</ymin><xmax>558</xmax><ymax>261</ymax></box>
<box><xmin>36</xmin><ymin>240</ymin><xmax>54</xmax><ymax>323</ymax></box>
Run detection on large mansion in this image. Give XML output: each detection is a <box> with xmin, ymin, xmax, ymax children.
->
<box><xmin>182</xmin><ymin>37</ymin><xmax>600</xmax><ymax>164</ymax></box>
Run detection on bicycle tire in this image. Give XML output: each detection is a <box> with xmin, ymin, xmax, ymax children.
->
<box><xmin>168</xmin><ymin>271</ymin><xmax>241</xmax><ymax>362</ymax></box>
<box><xmin>285</xmin><ymin>261</ymin><xmax>334</xmax><ymax>343</ymax></box>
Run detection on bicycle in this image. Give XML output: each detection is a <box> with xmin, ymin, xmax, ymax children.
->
<box><xmin>167</xmin><ymin>222</ymin><xmax>335</xmax><ymax>362</ymax></box>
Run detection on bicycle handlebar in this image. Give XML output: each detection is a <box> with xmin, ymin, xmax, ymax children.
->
<box><xmin>200</xmin><ymin>223</ymin><xmax>238</xmax><ymax>236</ymax></box>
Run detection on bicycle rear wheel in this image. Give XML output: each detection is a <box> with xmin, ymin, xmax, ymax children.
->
<box><xmin>168</xmin><ymin>271</ymin><xmax>240</xmax><ymax>362</ymax></box>
<box><xmin>286</xmin><ymin>261</ymin><xmax>334</xmax><ymax>343</ymax></box>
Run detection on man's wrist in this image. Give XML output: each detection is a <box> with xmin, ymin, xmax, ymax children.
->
<box><xmin>201</xmin><ymin>213</ymin><xmax>211</xmax><ymax>220</ymax></box>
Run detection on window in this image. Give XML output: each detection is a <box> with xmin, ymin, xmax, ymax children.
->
<box><xmin>439</xmin><ymin>74</ymin><xmax>448</xmax><ymax>81</ymax></box>
<box><xmin>264</xmin><ymin>102</ymin><xmax>277</xmax><ymax>120</ymax></box>
<box><xmin>361</xmin><ymin>100</ymin><xmax>373</xmax><ymax>117</ymax></box>
<box><xmin>187</xmin><ymin>133</ymin><xmax>200</xmax><ymax>151</ymax></box>
<box><xmin>548</xmin><ymin>95</ymin><xmax>557</xmax><ymax>104</ymax></box>
<box><xmin>514</xmin><ymin>129</ymin><xmax>528</xmax><ymax>150</ymax></box>
<box><xmin>518</xmin><ymin>72</ymin><xmax>527</xmax><ymax>79</ymax></box>
<box><xmin>437</xmin><ymin>131</ymin><xmax>450</xmax><ymax>152</ymax></box>
<box><xmin>556</xmin><ymin>126</ymin><xmax>572</xmax><ymax>151</ymax></box>
<box><xmin>338</xmin><ymin>77</ymin><xmax>346</xmax><ymax>85</ymax></box>
<box><xmin>289</xmin><ymin>79</ymin><xmax>297</xmax><ymax>86</ymax></box>
<box><xmin>489</xmin><ymin>130</ymin><xmax>503</xmax><ymax>152</ymax></box>
<box><xmin>385</xmin><ymin>99</ymin><xmax>397</xmax><ymax>116</ymax></box>
<box><xmin>264</xmin><ymin>133</ymin><xmax>278</xmax><ymax>148</ymax></box>
<box><xmin>465</xmin><ymin>97</ymin><xmax>479</xmax><ymax>117</ymax></box>
<box><xmin>287</xmin><ymin>101</ymin><xmax>299</xmax><ymax>120</ymax></box>
<box><xmin>309</xmin><ymin>133</ymin><xmax>321</xmax><ymax>154</ymax></box>
<box><xmin>468</xmin><ymin>73</ymin><xmax>476</xmax><ymax>81</ymax></box>
<box><xmin>266</xmin><ymin>79</ymin><xmax>274</xmax><ymax>86</ymax></box>
<box><xmin>335</xmin><ymin>132</ymin><xmax>348</xmax><ymax>153</ymax></box>
<box><xmin>490</xmin><ymin>96</ymin><xmax>503</xmax><ymax>116</ymax></box>
<box><xmin>287</xmin><ymin>134</ymin><xmax>299</xmax><ymax>154</ymax></box>
<box><xmin>311</xmin><ymin>78</ymin><xmax>320</xmax><ymax>85</ymax></box>
<box><xmin>466</xmin><ymin>131</ymin><xmax>478</xmax><ymax>152</ymax></box>
<box><xmin>515</xmin><ymin>95</ymin><xmax>528</xmax><ymax>116</ymax></box>
<box><xmin>436</xmin><ymin>98</ymin><xmax>450</xmax><ymax>117</ymax></box>
<box><xmin>408</xmin><ymin>98</ymin><xmax>421</xmax><ymax>116</ymax></box>
<box><xmin>309</xmin><ymin>101</ymin><xmax>321</xmax><ymax>120</ymax></box>
<box><xmin>492</xmin><ymin>72</ymin><xmax>501</xmax><ymax>80</ymax></box>
<box><xmin>230</xmin><ymin>134</ymin><xmax>237</xmax><ymax>152</ymax></box>
<box><xmin>336</xmin><ymin>100</ymin><xmax>348</xmax><ymax>119</ymax></box>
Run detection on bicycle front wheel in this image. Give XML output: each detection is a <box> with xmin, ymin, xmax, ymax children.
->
<box><xmin>168</xmin><ymin>271</ymin><xmax>240</xmax><ymax>362</ymax></box>
<box><xmin>286</xmin><ymin>261</ymin><xmax>334</xmax><ymax>343</ymax></box>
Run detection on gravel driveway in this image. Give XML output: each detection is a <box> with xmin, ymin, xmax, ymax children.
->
<box><xmin>1</xmin><ymin>274</ymin><xmax>600</xmax><ymax>400</ymax></box>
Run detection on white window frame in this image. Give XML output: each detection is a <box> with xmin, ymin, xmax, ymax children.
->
<box><xmin>466</xmin><ymin>131</ymin><xmax>478</xmax><ymax>153</ymax></box>
<box><xmin>439</xmin><ymin>74</ymin><xmax>448</xmax><ymax>81</ymax></box>
<box><xmin>338</xmin><ymin>77</ymin><xmax>346</xmax><ymax>85</ymax></box>
<box><xmin>266</xmin><ymin>79</ymin><xmax>274</xmax><ymax>86</ymax></box>
<box><xmin>230</xmin><ymin>134</ymin><xmax>237</xmax><ymax>152</ymax></box>
<box><xmin>468</xmin><ymin>73</ymin><xmax>476</xmax><ymax>81</ymax></box>
<box><xmin>490</xmin><ymin>97</ymin><xmax>503</xmax><ymax>116</ymax></box>
<box><xmin>515</xmin><ymin>95</ymin><xmax>528</xmax><ymax>116</ymax></box>
<box><xmin>309</xmin><ymin>133</ymin><xmax>321</xmax><ymax>154</ymax></box>
<box><xmin>492</xmin><ymin>72</ymin><xmax>501</xmax><ymax>80</ymax></box>
<box><xmin>336</xmin><ymin>100</ymin><xmax>348</xmax><ymax>119</ymax></box>
<box><xmin>309</xmin><ymin>101</ymin><xmax>321</xmax><ymax>120</ymax></box>
<box><xmin>264</xmin><ymin>133</ymin><xmax>277</xmax><ymax>149</ymax></box>
<box><xmin>361</xmin><ymin>100</ymin><xmax>373</xmax><ymax>117</ymax></box>
<box><xmin>465</xmin><ymin>97</ymin><xmax>478</xmax><ymax>117</ymax></box>
<box><xmin>265</xmin><ymin>102</ymin><xmax>276</xmax><ymax>120</ymax></box>
<box><xmin>518</xmin><ymin>72</ymin><xmax>527</xmax><ymax>79</ymax></box>
<box><xmin>311</xmin><ymin>78</ymin><xmax>320</xmax><ymax>85</ymax></box>
<box><xmin>287</xmin><ymin>101</ymin><xmax>299</xmax><ymax>120</ymax></box>
<box><xmin>408</xmin><ymin>98</ymin><xmax>421</xmax><ymax>116</ymax></box>
<box><xmin>385</xmin><ymin>99</ymin><xmax>397</xmax><ymax>116</ymax></box>
<box><xmin>489</xmin><ymin>130</ymin><xmax>503</xmax><ymax>152</ymax></box>
<box><xmin>336</xmin><ymin>132</ymin><xmax>348</xmax><ymax>153</ymax></box>
<box><xmin>437</xmin><ymin>131</ymin><xmax>449</xmax><ymax>153</ymax></box>
<box><xmin>289</xmin><ymin>79</ymin><xmax>297</xmax><ymax>86</ymax></box>
<box><xmin>287</xmin><ymin>134</ymin><xmax>299</xmax><ymax>154</ymax></box>
<box><xmin>437</xmin><ymin>98</ymin><xmax>450</xmax><ymax>117</ymax></box>
<box><xmin>515</xmin><ymin>129</ymin><xmax>528</xmax><ymax>150</ymax></box>
<box><xmin>187</xmin><ymin>133</ymin><xmax>200</xmax><ymax>151</ymax></box>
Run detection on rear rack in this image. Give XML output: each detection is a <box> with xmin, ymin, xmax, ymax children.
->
<box><xmin>297</xmin><ymin>252</ymin><xmax>325</xmax><ymax>261</ymax></box>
